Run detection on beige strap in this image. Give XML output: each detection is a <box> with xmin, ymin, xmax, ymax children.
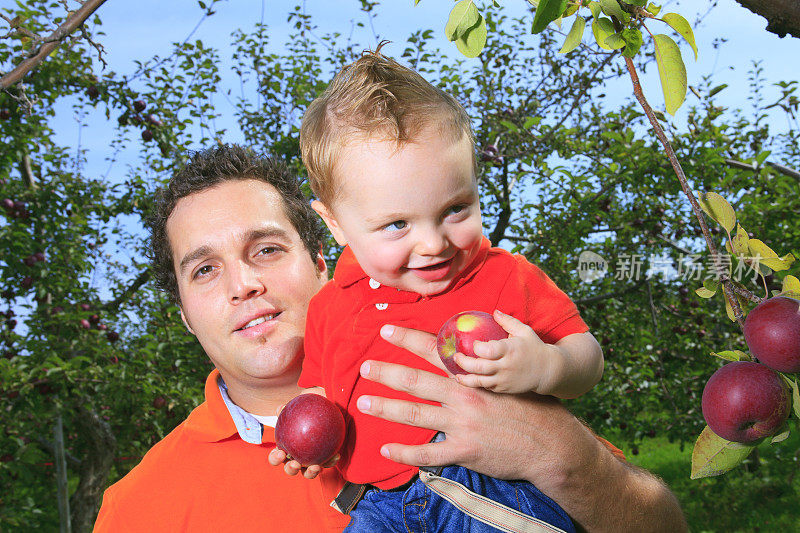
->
<box><xmin>418</xmin><ymin>470</ymin><xmax>568</xmax><ymax>533</ymax></box>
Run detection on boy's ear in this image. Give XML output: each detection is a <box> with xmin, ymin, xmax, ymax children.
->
<box><xmin>311</xmin><ymin>200</ymin><xmax>348</xmax><ymax>246</ymax></box>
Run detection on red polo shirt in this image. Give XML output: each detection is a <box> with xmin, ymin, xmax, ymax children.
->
<box><xmin>299</xmin><ymin>238</ymin><xmax>589</xmax><ymax>489</ymax></box>
<box><xmin>94</xmin><ymin>370</ymin><xmax>350</xmax><ymax>532</ymax></box>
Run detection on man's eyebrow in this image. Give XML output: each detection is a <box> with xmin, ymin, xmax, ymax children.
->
<box><xmin>178</xmin><ymin>245</ymin><xmax>215</xmax><ymax>276</ymax></box>
<box><xmin>177</xmin><ymin>226</ymin><xmax>293</xmax><ymax>275</ymax></box>
<box><xmin>244</xmin><ymin>226</ymin><xmax>291</xmax><ymax>243</ymax></box>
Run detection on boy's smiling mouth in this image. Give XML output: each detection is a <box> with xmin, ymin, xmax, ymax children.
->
<box><xmin>407</xmin><ymin>256</ymin><xmax>455</xmax><ymax>281</ymax></box>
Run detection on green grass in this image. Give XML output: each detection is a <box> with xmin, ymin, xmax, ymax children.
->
<box><xmin>610</xmin><ymin>430</ymin><xmax>800</xmax><ymax>532</ymax></box>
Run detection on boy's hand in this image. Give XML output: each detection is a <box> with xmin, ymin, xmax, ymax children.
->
<box><xmin>452</xmin><ymin>309</ymin><xmax>565</xmax><ymax>395</ymax></box>
<box><xmin>267</xmin><ymin>447</ymin><xmax>339</xmax><ymax>480</ymax></box>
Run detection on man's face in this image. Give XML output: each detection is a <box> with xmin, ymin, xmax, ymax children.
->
<box><xmin>314</xmin><ymin>124</ymin><xmax>483</xmax><ymax>296</ymax></box>
<box><xmin>168</xmin><ymin>179</ymin><xmax>327</xmax><ymax>392</ymax></box>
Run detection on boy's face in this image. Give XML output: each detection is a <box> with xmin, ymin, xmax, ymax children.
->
<box><xmin>314</xmin><ymin>125</ymin><xmax>483</xmax><ymax>296</ymax></box>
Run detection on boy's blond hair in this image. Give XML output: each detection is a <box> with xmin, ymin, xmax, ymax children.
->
<box><xmin>300</xmin><ymin>45</ymin><xmax>475</xmax><ymax>206</ymax></box>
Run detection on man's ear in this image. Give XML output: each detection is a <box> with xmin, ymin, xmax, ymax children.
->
<box><xmin>179</xmin><ymin>308</ymin><xmax>196</xmax><ymax>336</ymax></box>
<box><xmin>315</xmin><ymin>249</ymin><xmax>329</xmax><ymax>282</ymax></box>
<box><xmin>311</xmin><ymin>200</ymin><xmax>347</xmax><ymax>246</ymax></box>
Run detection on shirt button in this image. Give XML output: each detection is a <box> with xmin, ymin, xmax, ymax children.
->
<box><xmin>369</xmin><ymin>278</ymin><xmax>381</xmax><ymax>289</ymax></box>
<box><xmin>375</xmin><ymin>303</ymin><xmax>388</xmax><ymax>310</ymax></box>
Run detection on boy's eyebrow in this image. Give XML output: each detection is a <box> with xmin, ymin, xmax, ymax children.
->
<box><xmin>364</xmin><ymin>212</ymin><xmax>408</xmax><ymax>227</ymax></box>
<box><xmin>178</xmin><ymin>226</ymin><xmax>292</xmax><ymax>275</ymax></box>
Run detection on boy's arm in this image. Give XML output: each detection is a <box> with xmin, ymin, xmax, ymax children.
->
<box><xmin>547</xmin><ymin>331</ymin><xmax>604</xmax><ymax>399</ymax></box>
<box><xmin>452</xmin><ymin>311</ymin><xmax>603</xmax><ymax>398</ymax></box>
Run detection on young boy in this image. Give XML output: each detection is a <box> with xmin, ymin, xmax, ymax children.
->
<box><xmin>277</xmin><ymin>49</ymin><xmax>603</xmax><ymax>532</ymax></box>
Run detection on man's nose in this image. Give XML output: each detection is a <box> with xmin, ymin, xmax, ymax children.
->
<box><xmin>415</xmin><ymin>226</ymin><xmax>449</xmax><ymax>256</ymax></box>
<box><xmin>227</xmin><ymin>260</ymin><xmax>265</xmax><ymax>303</ymax></box>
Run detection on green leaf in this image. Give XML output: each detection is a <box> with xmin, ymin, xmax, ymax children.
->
<box><xmin>563</xmin><ymin>4</ymin><xmax>579</xmax><ymax>17</ymax></box>
<box><xmin>691</xmin><ymin>425</ymin><xmax>756</xmax><ymax>479</ymax></box>
<box><xmin>532</xmin><ymin>0</ymin><xmax>568</xmax><ymax>34</ymax></box>
<box><xmin>770</xmin><ymin>429</ymin><xmax>790</xmax><ymax>444</ymax></box>
<box><xmin>621</xmin><ymin>27</ymin><xmax>643</xmax><ymax>57</ymax></box>
<box><xmin>604</xmin><ymin>33</ymin><xmax>626</xmax><ymax>50</ymax></box>
<box><xmin>781</xmin><ymin>275</ymin><xmax>800</xmax><ymax>297</ymax></box>
<box><xmin>589</xmin><ymin>1</ymin><xmax>601</xmax><ymax>19</ymax></box>
<box><xmin>558</xmin><ymin>15</ymin><xmax>586</xmax><ymax>54</ymax></box>
<box><xmin>445</xmin><ymin>0</ymin><xmax>480</xmax><ymax>40</ymax></box>
<box><xmin>445</xmin><ymin>1</ymin><xmax>487</xmax><ymax>58</ymax></box>
<box><xmin>789</xmin><ymin>379</ymin><xmax>800</xmax><ymax>419</ymax></box>
<box><xmin>661</xmin><ymin>13</ymin><xmax>698</xmax><ymax>60</ymax></box>
<box><xmin>697</xmin><ymin>192</ymin><xmax>736</xmax><ymax>233</ymax></box>
<box><xmin>732</xmin><ymin>223</ymin><xmax>749</xmax><ymax>256</ymax></box>
<box><xmin>696</xmin><ymin>287</ymin><xmax>715</xmax><ymax>298</ymax></box>
<box><xmin>725</xmin><ymin>297</ymin><xmax>737</xmax><ymax>322</ymax></box>
<box><xmin>748</xmin><ymin>239</ymin><xmax>795</xmax><ymax>271</ymax></box>
<box><xmin>600</xmin><ymin>0</ymin><xmax>628</xmax><ymax>22</ymax></box>
<box><xmin>711</xmin><ymin>350</ymin><xmax>746</xmax><ymax>362</ymax></box>
<box><xmin>646</xmin><ymin>2</ymin><xmax>661</xmax><ymax>16</ymax></box>
<box><xmin>709</xmin><ymin>84</ymin><xmax>728</xmax><ymax>97</ymax></box>
<box><xmin>499</xmin><ymin>119</ymin><xmax>519</xmax><ymax>132</ymax></box>
<box><xmin>653</xmin><ymin>34</ymin><xmax>687</xmax><ymax>115</ymax></box>
<box><xmin>592</xmin><ymin>18</ymin><xmax>615</xmax><ymax>50</ymax></box>
<box><xmin>755</xmin><ymin>150</ymin><xmax>771</xmax><ymax>166</ymax></box>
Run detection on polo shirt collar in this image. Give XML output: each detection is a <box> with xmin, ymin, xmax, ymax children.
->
<box><xmin>332</xmin><ymin>237</ymin><xmax>491</xmax><ymax>295</ymax></box>
<box><xmin>183</xmin><ymin>369</ymin><xmax>240</xmax><ymax>442</ymax></box>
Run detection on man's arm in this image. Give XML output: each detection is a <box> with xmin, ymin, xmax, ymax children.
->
<box><xmin>355</xmin><ymin>325</ymin><xmax>687</xmax><ymax>532</ymax></box>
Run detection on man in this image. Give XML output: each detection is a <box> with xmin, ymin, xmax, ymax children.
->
<box><xmin>94</xmin><ymin>144</ymin><xmax>686</xmax><ymax>532</ymax></box>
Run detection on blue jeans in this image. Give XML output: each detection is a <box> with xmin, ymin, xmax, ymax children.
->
<box><xmin>344</xmin><ymin>465</ymin><xmax>575</xmax><ymax>533</ymax></box>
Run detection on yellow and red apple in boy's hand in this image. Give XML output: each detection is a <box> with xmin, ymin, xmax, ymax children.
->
<box><xmin>701</xmin><ymin>361</ymin><xmax>790</xmax><ymax>443</ymax></box>
<box><xmin>436</xmin><ymin>310</ymin><xmax>509</xmax><ymax>375</ymax></box>
<box><xmin>274</xmin><ymin>393</ymin><xmax>345</xmax><ymax>466</ymax></box>
<box><xmin>743</xmin><ymin>295</ymin><xmax>800</xmax><ymax>373</ymax></box>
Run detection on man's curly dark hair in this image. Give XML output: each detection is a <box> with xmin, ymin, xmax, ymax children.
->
<box><xmin>148</xmin><ymin>144</ymin><xmax>326</xmax><ymax>303</ymax></box>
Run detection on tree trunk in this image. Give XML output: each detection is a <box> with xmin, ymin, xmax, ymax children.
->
<box><xmin>69</xmin><ymin>409</ymin><xmax>116</xmax><ymax>533</ymax></box>
<box><xmin>734</xmin><ymin>0</ymin><xmax>800</xmax><ymax>39</ymax></box>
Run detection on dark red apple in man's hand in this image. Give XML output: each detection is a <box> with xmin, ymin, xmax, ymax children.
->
<box><xmin>436</xmin><ymin>310</ymin><xmax>508</xmax><ymax>375</ymax></box>
<box><xmin>701</xmin><ymin>361</ymin><xmax>790</xmax><ymax>443</ymax></box>
<box><xmin>274</xmin><ymin>393</ymin><xmax>345</xmax><ymax>466</ymax></box>
<box><xmin>743</xmin><ymin>295</ymin><xmax>800</xmax><ymax>373</ymax></box>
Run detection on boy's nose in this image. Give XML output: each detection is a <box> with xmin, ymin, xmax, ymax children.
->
<box><xmin>415</xmin><ymin>228</ymin><xmax>449</xmax><ymax>256</ymax></box>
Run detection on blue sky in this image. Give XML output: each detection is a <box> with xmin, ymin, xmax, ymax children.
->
<box><xmin>40</xmin><ymin>0</ymin><xmax>800</xmax><ymax>177</ymax></box>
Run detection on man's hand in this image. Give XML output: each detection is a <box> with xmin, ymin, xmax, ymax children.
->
<box><xmin>365</xmin><ymin>323</ymin><xmax>687</xmax><ymax>532</ymax></box>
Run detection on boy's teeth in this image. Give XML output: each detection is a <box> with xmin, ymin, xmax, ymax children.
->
<box><xmin>243</xmin><ymin>315</ymin><xmax>274</xmax><ymax>329</ymax></box>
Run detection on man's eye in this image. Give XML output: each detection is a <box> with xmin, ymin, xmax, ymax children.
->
<box><xmin>384</xmin><ymin>220</ymin><xmax>407</xmax><ymax>232</ymax></box>
<box><xmin>257</xmin><ymin>246</ymin><xmax>280</xmax><ymax>256</ymax></box>
<box><xmin>194</xmin><ymin>265</ymin><xmax>213</xmax><ymax>278</ymax></box>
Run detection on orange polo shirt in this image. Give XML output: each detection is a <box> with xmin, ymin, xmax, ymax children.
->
<box><xmin>94</xmin><ymin>370</ymin><xmax>350</xmax><ymax>532</ymax></box>
<box><xmin>300</xmin><ymin>238</ymin><xmax>590</xmax><ymax>489</ymax></box>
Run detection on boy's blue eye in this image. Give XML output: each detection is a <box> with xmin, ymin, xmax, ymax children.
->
<box><xmin>385</xmin><ymin>220</ymin><xmax>407</xmax><ymax>232</ymax></box>
<box><xmin>447</xmin><ymin>204</ymin><xmax>466</xmax><ymax>216</ymax></box>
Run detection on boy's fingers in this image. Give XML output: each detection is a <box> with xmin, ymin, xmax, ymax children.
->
<box><xmin>303</xmin><ymin>465</ymin><xmax>322</xmax><ymax>479</ymax></box>
<box><xmin>472</xmin><ymin>339</ymin><xmax>505</xmax><ymax>360</ymax></box>
<box><xmin>268</xmin><ymin>447</ymin><xmax>287</xmax><ymax>466</ymax></box>
<box><xmin>493</xmin><ymin>309</ymin><xmax>535</xmax><ymax>338</ymax></box>
<box><xmin>453</xmin><ymin>353</ymin><xmax>497</xmax><ymax>375</ymax></box>
<box><xmin>283</xmin><ymin>460</ymin><xmax>302</xmax><ymax>476</ymax></box>
<box><xmin>455</xmin><ymin>373</ymin><xmax>494</xmax><ymax>389</ymax></box>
